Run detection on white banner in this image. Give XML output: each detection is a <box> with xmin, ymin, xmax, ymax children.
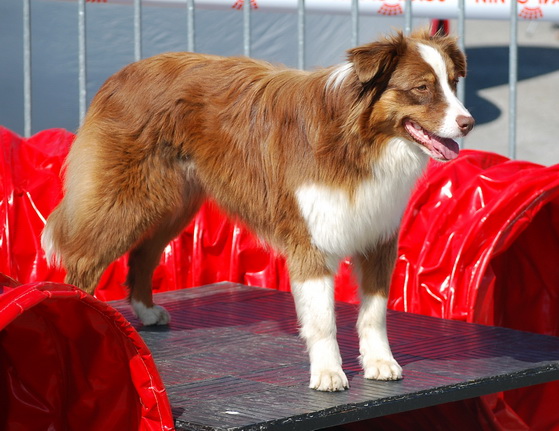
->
<box><xmin>71</xmin><ymin>0</ymin><xmax>559</xmax><ymax>23</ymax></box>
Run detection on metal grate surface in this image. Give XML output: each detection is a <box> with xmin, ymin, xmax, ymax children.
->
<box><xmin>110</xmin><ymin>283</ymin><xmax>559</xmax><ymax>430</ymax></box>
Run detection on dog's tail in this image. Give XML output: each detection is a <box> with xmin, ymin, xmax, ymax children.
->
<box><xmin>41</xmin><ymin>204</ymin><xmax>67</xmax><ymax>268</ymax></box>
<box><xmin>41</xmin><ymin>133</ymin><xmax>81</xmax><ymax>269</ymax></box>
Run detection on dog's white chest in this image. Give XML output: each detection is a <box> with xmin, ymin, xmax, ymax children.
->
<box><xmin>295</xmin><ymin>139</ymin><xmax>428</xmax><ymax>257</ymax></box>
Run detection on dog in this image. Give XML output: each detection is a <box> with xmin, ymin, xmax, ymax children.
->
<box><xmin>42</xmin><ymin>29</ymin><xmax>474</xmax><ymax>392</ymax></box>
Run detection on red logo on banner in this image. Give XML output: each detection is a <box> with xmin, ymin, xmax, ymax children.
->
<box><xmin>519</xmin><ymin>6</ymin><xmax>544</xmax><ymax>19</ymax></box>
<box><xmin>378</xmin><ymin>2</ymin><xmax>404</xmax><ymax>15</ymax></box>
<box><xmin>232</xmin><ymin>0</ymin><xmax>259</xmax><ymax>9</ymax></box>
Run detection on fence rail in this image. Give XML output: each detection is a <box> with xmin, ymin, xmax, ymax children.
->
<box><xmin>21</xmin><ymin>0</ymin><xmax>558</xmax><ymax>157</ymax></box>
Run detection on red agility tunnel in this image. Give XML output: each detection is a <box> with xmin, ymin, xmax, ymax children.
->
<box><xmin>386</xmin><ymin>150</ymin><xmax>559</xmax><ymax>430</ymax></box>
<box><xmin>0</xmin><ymin>275</ymin><xmax>174</xmax><ymax>431</ymax></box>
<box><xmin>2</xmin><ymin>126</ymin><xmax>559</xmax><ymax>429</ymax></box>
<box><xmin>391</xmin><ymin>150</ymin><xmax>559</xmax><ymax>334</ymax></box>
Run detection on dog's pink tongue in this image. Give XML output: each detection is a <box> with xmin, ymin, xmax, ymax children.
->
<box><xmin>430</xmin><ymin>135</ymin><xmax>460</xmax><ymax>161</ymax></box>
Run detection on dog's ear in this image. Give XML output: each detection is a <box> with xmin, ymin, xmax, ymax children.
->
<box><xmin>347</xmin><ymin>32</ymin><xmax>406</xmax><ymax>85</ymax></box>
<box><xmin>437</xmin><ymin>35</ymin><xmax>467</xmax><ymax>78</ymax></box>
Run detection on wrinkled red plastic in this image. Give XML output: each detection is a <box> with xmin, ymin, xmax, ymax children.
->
<box><xmin>0</xmin><ymin>279</ymin><xmax>174</xmax><ymax>431</ymax></box>
<box><xmin>2</xmin><ymin>126</ymin><xmax>559</xmax><ymax>429</ymax></box>
<box><xmin>388</xmin><ymin>151</ymin><xmax>559</xmax><ymax>430</ymax></box>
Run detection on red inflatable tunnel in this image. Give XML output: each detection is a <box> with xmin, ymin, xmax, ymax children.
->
<box><xmin>0</xmin><ymin>274</ymin><xmax>174</xmax><ymax>431</ymax></box>
<box><xmin>385</xmin><ymin>150</ymin><xmax>559</xmax><ymax>430</ymax></box>
<box><xmin>391</xmin><ymin>150</ymin><xmax>559</xmax><ymax>333</ymax></box>
<box><xmin>3</xmin><ymin>126</ymin><xmax>559</xmax><ymax>429</ymax></box>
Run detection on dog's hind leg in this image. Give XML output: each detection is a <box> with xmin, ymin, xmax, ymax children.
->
<box><xmin>42</xmin><ymin>175</ymin><xmax>112</xmax><ymax>294</ymax></box>
<box><xmin>41</xmin><ymin>133</ymin><xmax>161</xmax><ymax>294</ymax></box>
<box><xmin>43</xmin><ymin>195</ymin><xmax>154</xmax><ymax>296</ymax></box>
<box><xmin>42</xmin><ymin>130</ymin><xmax>202</xmax><ymax>307</ymax></box>
<box><xmin>355</xmin><ymin>236</ymin><xmax>403</xmax><ymax>381</ymax></box>
<box><xmin>127</xmin><ymin>183</ymin><xmax>204</xmax><ymax>326</ymax></box>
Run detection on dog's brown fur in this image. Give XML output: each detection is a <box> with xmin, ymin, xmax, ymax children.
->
<box><xmin>42</xmin><ymin>29</ymin><xmax>473</xmax><ymax>391</ymax></box>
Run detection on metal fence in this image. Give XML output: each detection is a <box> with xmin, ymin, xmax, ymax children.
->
<box><xmin>19</xmin><ymin>0</ymin><xmax>544</xmax><ymax>158</ymax></box>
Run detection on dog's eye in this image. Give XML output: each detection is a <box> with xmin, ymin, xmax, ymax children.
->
<box><xmin>414</xmin><ymin>85</ymin><xmax>428</xmax><ymax>92</ymax></box>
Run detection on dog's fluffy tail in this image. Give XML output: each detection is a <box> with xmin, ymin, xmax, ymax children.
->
<box><xmin>41</xmin><ymin>206</ymin><xmax>66</xmax><ymax>268</ymax></box>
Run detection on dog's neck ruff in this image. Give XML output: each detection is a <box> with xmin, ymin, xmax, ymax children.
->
<box><xmin>295</xmin><ymin>138</ymin><xmax>428</xmax><ymax>258</ymax></box>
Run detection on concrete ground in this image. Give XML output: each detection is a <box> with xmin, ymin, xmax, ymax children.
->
<box><xmin>461</xmin><ymin>20</ymin><xmax>559</xmax><ymax>165</ymax></box>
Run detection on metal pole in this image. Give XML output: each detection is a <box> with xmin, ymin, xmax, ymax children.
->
<box><xmin>457</xmin><ymin>0</ymin><xmax>466</xmax><ymax>148</ymax></box>
<box><xmin>243</xmin><ymin>0</ymin><xmax>251</xmax><ymax>57</ymax></box>
<box><xmin>298</xmin><ymin>0</ymin><xmax>305</xmax><ymax>70</ymax></box>
<box><xmin>23</xmin><ymin>0</ymin><xmax>32</xmax><ymax>137</ymax></box>
<box><xmin>457</xmin><ymin>0</ymin><xmax>466</xmax><ymax>103</ymax></box>
<box><xmin>187</xmin><ymin>0</ymin><xmax>195</xmax><ymax>52</ymax></box>
<box><xmin>78</xmin><ymin>0</ymin><xmax>87</xmax><ymax>126</ymax></box>
<box><xmin>134</xmin><ymin>0</ymin><xmax>142</xmax><ymax>61</ymax></box>
<box><xmin>404</xmin><ymin>0</ymin><xmax>412</xmax><ymax>36</ymax></box>
<box><xmin>351</xmin><ymin>0</ymin><xmax>359</xmax><ymax>47</ymax></box>
<box><xmin>509</xmin><ymin>0</ymin><xmax>518</xmax><ymax>159</ymax></box>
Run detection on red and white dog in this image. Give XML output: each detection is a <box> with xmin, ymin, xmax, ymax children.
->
<box><xmin>42</xmin><ymin>29</ymin><xmax>473</xmax><ymax>391</ymax></box>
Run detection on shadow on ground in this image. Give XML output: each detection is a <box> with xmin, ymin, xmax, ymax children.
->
<box><xmin>465</xmin><ymin>46</ymin><xmax>559</xmax><ymax>125</ymax></box>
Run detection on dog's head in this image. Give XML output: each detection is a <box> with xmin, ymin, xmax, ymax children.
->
<box><xmin>346</xmin><ymin>29</ymin><xmax>474</xmax><ymax>162</ymax></box>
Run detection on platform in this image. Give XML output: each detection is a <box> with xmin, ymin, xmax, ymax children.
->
<box><xmin>110</xmin><ymin>283</ymin><xmax>559</xmax><ymax>430</ymax></box>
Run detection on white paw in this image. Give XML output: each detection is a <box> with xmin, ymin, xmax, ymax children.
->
<box><xmin>310</xmin><ymin>368</ymin><xmax>349</xmax><ymax>392</ymax></box>
<box><xmin>131</xmin><ymin>300</ymin><xmax>171</xmax><ymax>326</ymax></box>
<box><xmin>362</xmin><ymin>357</ymin><xmax>403</xmax><ymax>381</ymax></box>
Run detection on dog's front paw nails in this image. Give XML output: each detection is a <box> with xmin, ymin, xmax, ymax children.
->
<box><xmin>310</xmin><ymin>368</ymin><xmax>349</xmax><ymax>391</ymax></box>
<box><xmin>362</xmin><ymin>357</ymin><xmax>402</xmax><ymax>381</ymax></box>
<box><xmin>132</xmin><ymin>301</ymin><xmax>171</xmax><ymax>326</ymax></box>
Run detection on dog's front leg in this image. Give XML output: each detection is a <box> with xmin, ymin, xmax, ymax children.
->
<box><xmin>355</xmin><ymin>238</ymin><xmax>403</xmax><ymax>381</ymax></box>
<box><xmin>291</xmin><ymin>276</ymin><xmax>349</xmax><ymax>391</ymax></box>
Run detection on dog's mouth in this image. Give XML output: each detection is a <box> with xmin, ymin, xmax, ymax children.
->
<box><xmin>404</xmin><ymin>120</ymin><xmax>459</xmax><ymax>162</ymax></box>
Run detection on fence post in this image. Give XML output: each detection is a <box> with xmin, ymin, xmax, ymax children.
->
<box><xmin>187</xmin><ymin>0</ymin><xmax>195</xmax><ymax>52</ymax></box>
<box><xmin>23</xmin><ymin>0</ymin><xmax>32</xmax><ymax>137</ymax></box>
<box><xmin>457</xmin><ymin>0</ymin><xmax>466</xmax><ymax>148</ymax></box>
<box><xmin>243</xmin><ymin>0</ymin><xmax>251</xmax><ymax>57</ymax></box>
<box><xmin>134</xmin><ymin>0</ymin><xmax>142</xmax><ymax>61</ymax></box>
<box><xmin>78</xmin><ymin>0</ymin><xmax>87</xmax><ymax>126</ymax></box>
<box><xmin>351</xmin><ymin>0</ymin><xmax>359</xmax><ymax>47</ymax></box>
<box><xmin>509</xmin><ymin>0</ymin><xmax>518</xmax><ymax>159</ymax></box>
<box><xmin>404</xmin><ymin>0</ymin><xmax>412</xmax><ymax>35</ymax></box>
<box><xmin>298</xmin><ymin>0</ymin><xmax>305</xmax><ymax>69</ymax></box>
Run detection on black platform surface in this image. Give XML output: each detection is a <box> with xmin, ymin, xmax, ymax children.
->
<box><xmin>110</xmin><ymin>283</ymin><xmax>559</xmax><ymax>430</ymax></box>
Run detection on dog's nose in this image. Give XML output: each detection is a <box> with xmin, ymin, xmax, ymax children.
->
<box><xmin>456</xmin><ymin>115</ymin><xmax>475</xmax><ymax>135</ymax></box>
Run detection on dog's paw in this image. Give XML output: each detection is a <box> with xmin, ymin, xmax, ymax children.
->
<box><xmin>310</xmin><ymin>368</ymin><xmax>349</xmax><ymax>392</ymax></box>
<box><xmin>362</xmin><ymin>357</ymin><xmax>402</xmax><ymax>381</ymax></box>
<box><xmin>132</xmin><ymin>300</ymin><xmax>171</xmax><ymax>326</ymax></box>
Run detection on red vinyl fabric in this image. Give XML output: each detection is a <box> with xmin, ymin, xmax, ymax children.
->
<box><xmin>2</xmin><ymin>126</ymin><xmax>559</xmax><ymax>429</ymax></box>
<box><xmin>0</xmin><ymin>277</ymin><xmax>174</xmax><ymax>431</ymax></box>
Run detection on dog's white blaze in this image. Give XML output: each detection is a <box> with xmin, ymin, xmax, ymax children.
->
<box><xmin>291</xmin><ymin>276</ymin><xmax>348</xmax><ymax>390</ymax></box>
<box><xmin>296</xmin><ymin>138</ymin><xmax>428</xmax><ymax>257</ymax></box>
<box><xmin>417</xmin><ymin>43</ymin><xmax>472</xmax><ymax>138</ymax></box>
<box><xmin>326</xmin><ymin>62</ymin><xmax>353</xmax><ymax>90</ymax></box>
